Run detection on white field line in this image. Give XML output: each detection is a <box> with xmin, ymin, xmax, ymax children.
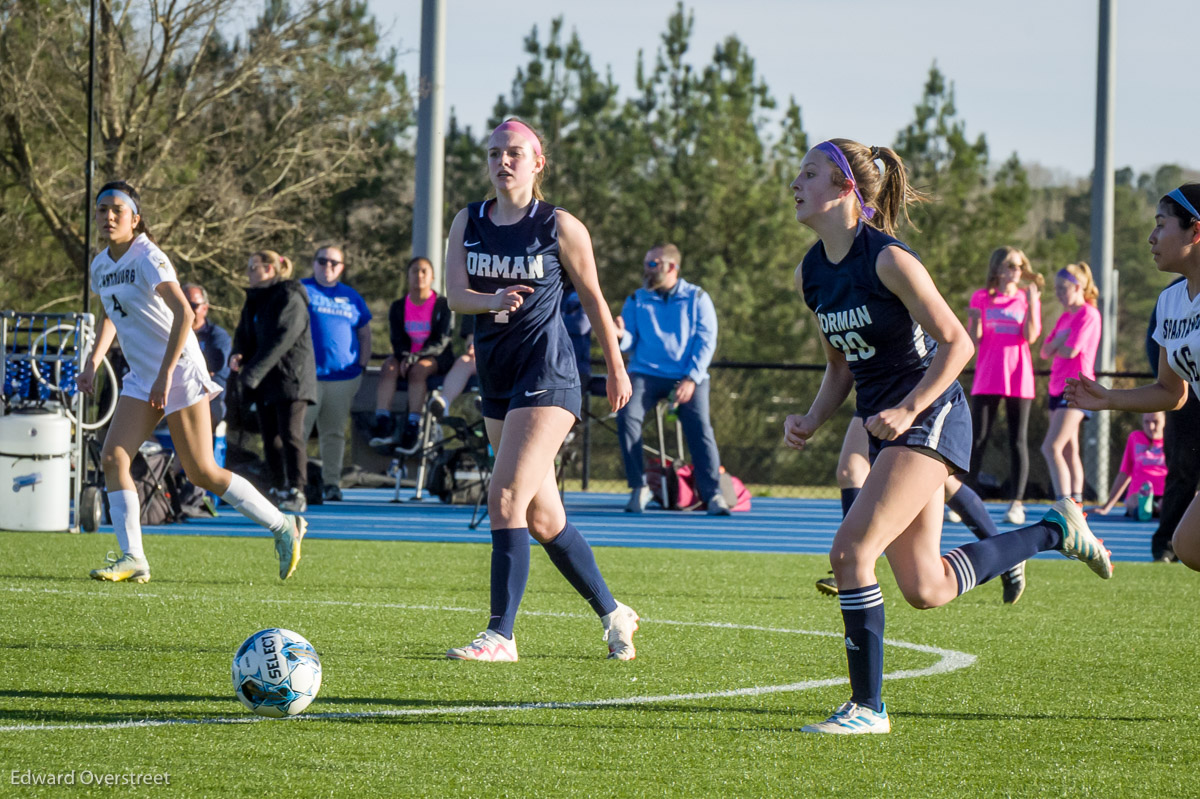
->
<box><xmin>0</xmin><ymin>586</ymin><xmax>976</xmax><ymax>733</ymax></box>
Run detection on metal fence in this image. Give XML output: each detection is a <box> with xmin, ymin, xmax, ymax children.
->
<box><xmin>571</xmin><ymin>362</ymin><xmax>1156</xmax><ymax>501</ymax></box>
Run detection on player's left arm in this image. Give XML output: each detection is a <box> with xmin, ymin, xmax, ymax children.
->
<box><xmin>153</xmin><ymin>281</ymin><xmax>197</xmax><ymax>410</ymax></box>
<box><xmin>871</xmin><ymin>245</ymin><xmax>974</xmax><ymax>439</ymax></box>
<box><xmin>556</xmin><ymin>208</ymin><xmax>631</xmax><ymax>412</ymax></box>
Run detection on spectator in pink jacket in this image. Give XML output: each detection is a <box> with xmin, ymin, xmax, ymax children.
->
<box><xmin>1040</xmin><ymin>262</ymin><xmax>1102</xmax><ymax>503</ymax></box>
<box><xmin>967</xmin><ymin>247</ymin><xmax>1043</xmax><ymax>524</ymax></box>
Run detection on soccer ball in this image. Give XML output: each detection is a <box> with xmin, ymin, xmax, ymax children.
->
<box><xmin>231</xmin><ymin>628</ymin><xmax>322</xmax><ymax>718</ymax></box>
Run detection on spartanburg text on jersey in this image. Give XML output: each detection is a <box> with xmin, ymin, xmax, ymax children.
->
<box><xmin>90</xmin><ymin>233</ymin><xmax>208</xmax><ymax>385</ymax></box>
<box><xmin>463</xmin><ymin>199</ymin><xmax>580</xmax><ymax>399</ymax></box>
<box><xmin>1153</xmin><ymin>279</ymin><xmax>1200</xmax><ymax>396</ymax></box>
<box><xmin>801</xmin><ymin>223</ymin><xmax>957</xmax><ymax>417</ymax></box>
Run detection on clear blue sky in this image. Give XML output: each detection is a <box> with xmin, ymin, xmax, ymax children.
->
<box><xmin>370</xmin><ymin>0</ymin><xmax>1195</xmax><ymax>181</ymax></box>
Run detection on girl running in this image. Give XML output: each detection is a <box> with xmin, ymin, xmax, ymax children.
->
<box><xmin>79</xmin><ymin>181</ymin><xmax>306</xmax><ymax>583</ymax></box>
<box><xmin>968</xmin><ymin>247</ymin><xmax>1042</xmax><ymax>524</ymax></box>
<box><xmin>1040</xmin><ymin>262</ymin><xmax>1102</xmax><ymax>502</ymax></box>
<box><xmin>785</xmin><ymin>140</ymin><xmax>1112</xmax><ymax>734</ymax></box>
<box><xmin>1068</xmin><ymin>182</ymin><xmax>1200</xmax><ymax>570</ymax></box>
<box><xmin>442</xmin><ymin>119</ymin><xmax>639</xmax><ymax>661</ymax></box>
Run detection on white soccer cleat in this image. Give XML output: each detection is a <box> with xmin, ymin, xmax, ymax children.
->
<box><xmin>1044</xmin><ymin>498</ymin><xmax>1113</xmax><ymax>579</ymax></box>
<box><xmin>274</xmin><ymin>514</ymin><xmax>306</xmax><ymax>580</ymax></box>
<box><xmin>801</xmin><ymin>701</ymin><xmax>891</xmax><ymax>734</ymax></box>
<box><xmin>602</xmin><ymin>601</ymin><xmax>640</xmax><ymax>660</ymax></box>
<box><xmin>89</xmin><ymin>552</ymin><xmax>150</xmax><ymax>583</ymax></box>
<box><xmin>446</xmin><ymin>630</ymin><xmax>519</xmax><ymax>662</ymax></box>
<box><xmin>945</xmin><ymin>506</ymin><xmax>962</xmax><ymax>524</ymax></box>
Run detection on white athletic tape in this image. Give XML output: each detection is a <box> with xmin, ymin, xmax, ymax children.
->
<box><xmin>0</xmin><ymin>586</ymin><xmax>976</xmax><ymax>733</ymax></box>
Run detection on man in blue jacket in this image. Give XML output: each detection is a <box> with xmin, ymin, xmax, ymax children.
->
<box><xmin>615</xmin><ymin>243</ymin><xmax>730</xmax><ymax>515</ymax></box>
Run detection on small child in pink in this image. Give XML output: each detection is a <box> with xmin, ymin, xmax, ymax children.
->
<box><xmin>1096</xmin><ymin>412</ymin><xmax>1167</xmax><ymax>517</ymax></box>
<box><xmin>1040</xmin><ymin>263</ymin><xmax>1102</xmax><ymax>502</ymax></box>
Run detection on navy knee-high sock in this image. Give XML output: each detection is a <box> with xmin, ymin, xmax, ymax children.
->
<box><xmin>943</xmin><ymin>521</ymin><xmax>1063</xmax><ymax>595</ymax></box>
<box><xmin>542</xmin><ymin>522</ymin><xmax>618</xmax><ymax>617</ymax></box>
<box><xmin>840</xmin><ymin>488</ymin><xmax>861</xmax><ymax>518</ymax></box>
<box><xmin>840</xmin><ymin>584</ymin><xmax>885</xmax><ymax>713</ymax></box>
<box><xmin>489</xmin><ymin>528</ymin><xmax>531</xmax><ymax>638</ymax></box>
<box><xmin>946</xmin><ymin>484</ymin><xmax>999</xmax><ymax>541</ymax></box>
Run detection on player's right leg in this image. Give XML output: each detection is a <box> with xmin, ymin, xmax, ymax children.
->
<box><xmin>91</xmin><ymin>397</ymin><xmax>162</xmax><ymax>582</ymax></box>
<box><xmin>817</xmin><ymin>416</ymin><xmax>871</xmax><ymax>596</ymax></box>
<box><xmin>804</xmin><ymin>447</ymin><xmax>951</xmax><ymax>734</ymax></box>
<box><xmin>449</xmin><ymin>409</ymin><xmax>568</xmax><ymax>660</ymax></box>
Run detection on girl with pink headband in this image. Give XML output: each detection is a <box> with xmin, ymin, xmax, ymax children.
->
<box><xmin>785</xmin><ymin>138</ymin><xmax>1111</xmax><ymax>734</ymax></box>
<box><xmin>440</xmin><ymin>118</ymin><xmax>639</xmax><ymax>662</ymax></box>
<box><xmin>1068</xmin><ymin>182</ymin><xmax>1200</xmax><ymax>571</ymax></box>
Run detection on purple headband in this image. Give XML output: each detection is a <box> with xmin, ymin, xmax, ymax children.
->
<box><xmin>814</xmin><ymin>140</ymin><xmax>876</xmax><ymax>220</ymax></box>
<box><xmin>1056</xmin><ymin>268</ymin><xmax>1080</xmax><ymax>285</ymax></box>
<box><xmin>491</xmin><ymin>119</ymin><xmax>543</xmax><ymax>159</ymax></box>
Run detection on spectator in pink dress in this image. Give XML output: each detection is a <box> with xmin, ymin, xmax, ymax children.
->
<box><xmin>967</xmin><ymin>247</ymin><xmax>1043</xmax><ymax>524</ymax></box>
<box><xmin>1095</xmin><ymin>412</ymin><xmax>1167</xmax><ymax>517</ymax></box>
<box><xmin>1040</xmin><ymin>262</ymin><xmax>1102</xmax><ymax>502</ymax></box>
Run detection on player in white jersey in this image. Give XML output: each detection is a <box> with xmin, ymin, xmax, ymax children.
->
<box><xmin>79</xmin><ymin>180</ymin><xmax>306</xmax><ymax>583</ymax></box>
<box><xmin>1068</xmin><ymin>182</ymin><xmax>1200</xmax><ymax>571</ymax></box>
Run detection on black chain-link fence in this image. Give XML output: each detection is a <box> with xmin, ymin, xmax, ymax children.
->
<box><xmin>573</xmin><ymin>363</ymin><xmax>1156</xmax><ymax>501</ymax></box>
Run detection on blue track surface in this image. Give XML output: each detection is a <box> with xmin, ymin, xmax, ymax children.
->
<box><xmin>120</xmin><ymin>489</ymin><xmax>1158</xmax><ymax>562</ymax></box>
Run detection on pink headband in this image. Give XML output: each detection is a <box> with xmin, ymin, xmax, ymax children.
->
<box><xmin>491</xmin><ymin>120</ymin><xmax>543</xmax><ymax>159</ymax></box>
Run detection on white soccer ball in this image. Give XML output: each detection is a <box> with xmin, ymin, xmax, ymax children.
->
<box><xmin>231</xmin><ymin>628</ymin><xmax>322</xmax><ymax>718</ymax></box>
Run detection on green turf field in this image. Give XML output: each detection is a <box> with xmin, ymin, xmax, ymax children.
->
<box><xmin>1</xmin><ymin>531</ymin><xmax>1197</xmax><ymax>798</ymax></box>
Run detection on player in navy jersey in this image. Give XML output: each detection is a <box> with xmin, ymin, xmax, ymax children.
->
<box><xmin>784</xmin><ymin>139</ymin><xmax>1113</xmax><ymax>734</ymax></box>
<box><xmin>79</xmin><ymin>181</ymin><xmax>306</xmax><ymax>584</ymax></box>
<box><xmin>441</xmin><ymin>118</ymin><xmax>639</xmax><ymax>662</ymax></box>
<box><xmin>1068</xmin><ymin>182</ymin><xmax>1200</xmax><ymax>572</ymax></box>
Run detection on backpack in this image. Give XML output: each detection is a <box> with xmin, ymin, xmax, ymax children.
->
<box><xmin>128</xmin><ymin>449</ymin><xmax>184</xmax><ymax>525</ymax></box>
<box><xmin>426</xmin><ymin>447</ymin><xmax>488</xmax><ymax>505</ymax></box>
<box><xmin>646</xmin><ymin>460</ymin><xmax>752</xmax><ymax>512</ymax></box>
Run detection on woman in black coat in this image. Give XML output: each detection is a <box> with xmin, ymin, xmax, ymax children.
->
<box><xmin>230</xmin><ymin>250</ymin><xmax>318</xmax><ymax>513</ymax></box>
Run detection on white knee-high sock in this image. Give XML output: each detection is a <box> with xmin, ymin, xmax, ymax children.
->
<box><xmin>221</xmin><ymin>474</ymin><xmax>289</xmax><ymax>534</ymax></box>
<box><xmin>107</xmin><ymin>489</ymin><xmax>144</xmax><ymax>559</ymax></box>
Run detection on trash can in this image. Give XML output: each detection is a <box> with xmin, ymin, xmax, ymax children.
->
<box><xmin>0</xmin><ymin>409</ymin><xmax>71</xmax><ymax>531</ymax></box>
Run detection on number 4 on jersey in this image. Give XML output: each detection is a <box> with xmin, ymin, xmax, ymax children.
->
<box><xmin>108</xmin><ymin>295</ymin><xmax>129</xmax><ymax>318</ymax></box>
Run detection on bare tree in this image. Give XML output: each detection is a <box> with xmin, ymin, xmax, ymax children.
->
<box><xmin>0</xmin><ymin>0</ymin><xmax>410</xmax><ymax>311</ymax></box>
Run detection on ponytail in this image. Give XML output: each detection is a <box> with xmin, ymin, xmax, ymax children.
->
<box><xmin>1060</xmin><ymin>262</ymin><xmax>1099</xmax><ymax>306</ymax></box>
<box><xmin>253</xmin><ymin>250</ymin><xmax>293</xmax><ymax>284</ymax></box>
<box><xmin>825</xmin><ymin>139</ymin><xmax>930</xmax><ymax>236</ymax></box>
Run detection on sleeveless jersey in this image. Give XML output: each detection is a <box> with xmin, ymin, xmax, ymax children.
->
<box><xmin>801</xmin><ymin>223</ymin><xmax>947</xmax><ymax>417</ymax></box>
<box><xmin>90</xmin><ymin>234</ymin><xmax>208</xmax><ymax>386</ymax></box>
<box><xmin>463</xmin><ymin>198</ymin><xmax>579</xmax><ymax>398</ymax></box>
<box><xmin>1152</xmin><ymin>279</ymin><xmax>1200</xmax><ymax>397</ymax></box>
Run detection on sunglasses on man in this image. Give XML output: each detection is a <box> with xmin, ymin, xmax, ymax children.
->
<box><xmin>315</xmin><ymin>257</ymin><xmax>343</xmax><ymax>267</ymax></box>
